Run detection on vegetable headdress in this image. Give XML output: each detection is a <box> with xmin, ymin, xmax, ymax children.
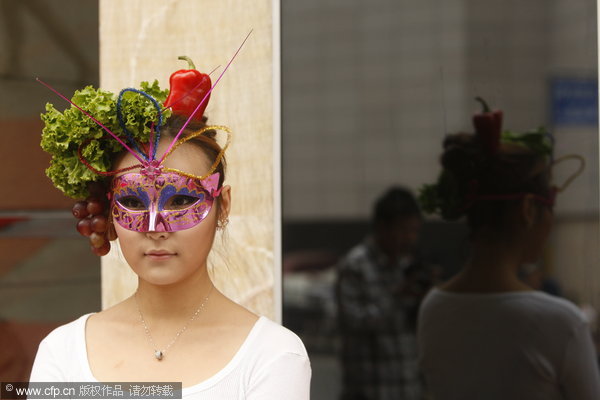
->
<box><xmin>419</xmin><ymin>98</ymin><xmax>585</xmax><ymax>220</ymax></box>
<box><xmin>39</xmin><ymin>32</ymin><xmax>251</xmax><ymax>199</ymax></box>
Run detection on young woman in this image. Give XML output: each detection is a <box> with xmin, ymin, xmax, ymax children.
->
<box><xmin>416</xmin><ymin>102</ymin><xmax>599</xmax><ymax>400</ymax></box>
<box><xmin>29</xmin><ymin>54</ymin><xmax>311</xmax><ymax>399</ymax></box>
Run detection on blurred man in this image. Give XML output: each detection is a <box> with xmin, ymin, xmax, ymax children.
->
<box><xmin>336</xmin><ymin>187</ymin><xmax>435</xmax><ymax>400</ymax></box>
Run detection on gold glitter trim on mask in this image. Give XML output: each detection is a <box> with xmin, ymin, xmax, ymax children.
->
<box><xmin>162</xmin><ymin>125</ymin><xmax>232</xmax><ymax>181</ymax></box>
<box><xmin>552</xmin><ymin>154</ymin><xmax>585</xmax><ymax>192</ymax></box>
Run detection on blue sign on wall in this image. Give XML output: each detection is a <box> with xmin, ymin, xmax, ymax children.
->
<box><xmin>550</xmin><ymin>77</ymin><xmax>598</xmax><ymax>126</ymax></box>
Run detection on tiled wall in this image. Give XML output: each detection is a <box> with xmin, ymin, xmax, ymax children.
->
<box><xmin>464</xmin><ymin>0</ymin><xmax>550</xmax><ymax>132</ymax></box>
<box><xmin>550</xmin><ymin>0</ymin><xmax>599</xmax><ymax>215</ymax></box>
<box><xmin>282</xmin><ymin>0</ymin><xmax>597</xmax><ymax>219</ymax></box>
<box><xmin>283</xmin><ymin>0</ymin><xmax>467</xmax><ymax>219</ymax></box>
<box><xmin>547</xmin><ymin>0</ymin><xmax>599</xmax><ymax>307</ymax></box>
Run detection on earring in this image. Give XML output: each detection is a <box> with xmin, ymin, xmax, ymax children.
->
<box><xmin>107</xmin><ymin>218</ymin><xmax>117</xmax><ymax>240</ymax></box>
<box><xmin>217</xmin><ymin>217</ymin><xmax>229</xmax><ymax>230</ymax></box>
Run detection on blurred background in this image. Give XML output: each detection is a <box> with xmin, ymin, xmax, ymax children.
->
<box><xmin>0</xmin><ymin>1</ymin><xmax>598</xmax><ymax>399</ymax></box>
<box><xmin>280</xmin><ymin>0</ymin><xmax>598</xmax><ymax>398</ymax></box>
<box><xmin>0</xmin><ymin>0</ymin><xmax>100</xmax><ymax>383</ymax></box>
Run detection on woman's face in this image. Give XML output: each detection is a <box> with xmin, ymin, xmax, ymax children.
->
<box><xmin>112</xmin><ymin>140</ymin><xmax>230</xmax><ymax>286</ymax></box>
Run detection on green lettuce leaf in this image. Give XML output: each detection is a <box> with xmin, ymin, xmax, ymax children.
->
<box><xmin>40</xmin><ymin>80</ymin><xmax>171</xmax><ymax>199</ymax></box>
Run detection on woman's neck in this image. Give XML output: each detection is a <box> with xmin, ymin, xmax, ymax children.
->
<box><xmin>441</xmin><ymin>236</ymin><xmax>532</xmax><ymax>293</ymax></box>
<box><xmin>134</xmin><ymin>265</ymin><xmax>216</xmax><ymax>321</ymax></box>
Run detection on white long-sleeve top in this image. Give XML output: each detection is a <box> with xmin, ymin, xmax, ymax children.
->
<box><xmin>30</xmin><ymin>314</ymin><xmax>311</xmax><ymax>399</ymax></box>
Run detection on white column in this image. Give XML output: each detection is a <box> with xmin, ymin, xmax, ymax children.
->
<box><xmin>99</xmin><ymin>0</ymin><xmax>280</xmax><ymax>320</ymax></box>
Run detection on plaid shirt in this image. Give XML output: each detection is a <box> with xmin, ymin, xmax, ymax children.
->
<box><xmin>336</xmin><ymin>237</ymin><xmax>429</xmax><ymax>400</ymax></box>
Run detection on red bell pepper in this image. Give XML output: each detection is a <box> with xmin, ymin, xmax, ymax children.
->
<box><xmin>163</xmin><ymin>56</ymin><xmax>212</xmax><ymax>121</ymax></box>
<box><xmin>473</xmin><ymin>97</ymin><xmax>503</xmax><ymax>154</ymax></box>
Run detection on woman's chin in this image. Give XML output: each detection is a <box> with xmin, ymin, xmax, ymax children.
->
<box><xmin>135</xmin><ymin>269</ymin><xmax>190</xmax><ymax>287</ymax></box>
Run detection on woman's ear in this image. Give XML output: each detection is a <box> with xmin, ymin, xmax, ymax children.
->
<box><xmin>520</xmin><ymin>194</ymin><xmax>538</xmax><ymax>229</ymax></box>
<box><xmin>107</xmin><ymin>218</ymin><xmax>118</xmax><ymax>241</ymax></box>
<box><xmin>218</xmin><ymin>185</ymin><xmax>232</xmax><ymax>221</ymax></box>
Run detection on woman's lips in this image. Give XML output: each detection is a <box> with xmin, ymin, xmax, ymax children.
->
<box><xmin>145</xmin><ymin>250</ymin><xmax>176</xmax><ymax>260</ymax></box>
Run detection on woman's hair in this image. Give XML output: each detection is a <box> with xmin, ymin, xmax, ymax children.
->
<box><xmin>159</xmin><ymin>114</ymin><xmax>227</xmax><ymax>187</ymax></box>
<box><xmin>111</xmin><ymin>114</ymin><xmax>227</xmax><ymax>185</ymax></box>
<box><xmin>433</xmin><ymin>132</ymin><xmax>551</xmax><ymax>232</ymax></box>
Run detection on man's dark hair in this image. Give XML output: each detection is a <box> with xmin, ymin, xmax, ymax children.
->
<box><xmin>373</xmin><ymin>187</ymin><xmax>422</xmax><ymax>226</ymax></box>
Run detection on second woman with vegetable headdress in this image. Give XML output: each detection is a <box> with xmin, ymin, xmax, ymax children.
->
<box><xmin>417</xmin><ymin>98</ymin><xmax>598</xmax><ymax>399</ymax></box>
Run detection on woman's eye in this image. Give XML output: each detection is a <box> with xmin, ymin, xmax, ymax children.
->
<box><xmin>118</xmin><ymin>196</ymin><xmax>146</xmax><ymax>210</ymax></box>
<box><xmin>166</xmin><ymin>195</ymin><xmax>199</xmax><ymax>210</ymax></box>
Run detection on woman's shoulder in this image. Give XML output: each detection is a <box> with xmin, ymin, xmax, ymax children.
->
<box><xmin>214</xmin><ymin>295</ymin><xmax>308</xmax><ymax>361</ymax></box>
<box><xmin>30</xmin><ymin>313</ymin><xmax>94</xmax><ymax>381</ymax></box>
<box><xmin>421</xmin><ymin>287</ymin><xmax>588</xmax><ymax>327</ymax></box>
<box><xmin>248</xmin><ymin>317</ymin><xmax>309</xmax><ymax>359</ymax></box>
<box><xmin>522</xmin><ymin>291</ymin><xmax>588</xmax><ymax>327</ymax></box>
<box><xmin>41</xmin><ymin>313</ymin><xmax>93</xmax><ymax>348</ymax></box>
<box><xmin>237</xmin><ymin>316</ymin><xmax>311</xmax><ymax>390</ymax></box>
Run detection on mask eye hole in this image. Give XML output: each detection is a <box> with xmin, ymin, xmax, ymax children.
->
<box><xmin>165</xmin><ymin>195</ymin><xmax>200</xmax><ymax>210</ymax></box>
<box><xmin>117</xmin><ymin>196</ymin><xmax>146</xmax><ymax>210</ymax></box>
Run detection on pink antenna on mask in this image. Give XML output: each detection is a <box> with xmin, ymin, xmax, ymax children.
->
<box><xmin>158</xmin><ymin>29</ymin><xmax>253</xmax><ymax>164</ymax></box>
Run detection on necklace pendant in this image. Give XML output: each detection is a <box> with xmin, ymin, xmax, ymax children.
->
<box><xmin>154</xmin><ymin>350</ymin><xmax>164</xmax><ymax>361</ymax></box>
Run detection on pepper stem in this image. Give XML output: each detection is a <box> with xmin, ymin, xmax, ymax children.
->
<box><xmin>475</xmin><ymin>96</ymin><xmax>491</xmax><ymax>113</ymax></box>
<box><xmin>177</xmin><ymin>56</ymin><xmax>196</xmax><ymax>70</ymax></box>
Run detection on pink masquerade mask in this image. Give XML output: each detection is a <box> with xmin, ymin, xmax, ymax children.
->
<box><xmin>111</xmin><ymin>172</ymin><xmax>222</xmax><ymax>233</ymax></box>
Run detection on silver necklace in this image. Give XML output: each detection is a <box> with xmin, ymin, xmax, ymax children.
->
<box><xmin>134</xmin><ymin>286</ymin><xmax>213</xmax><ymax>361</ymax></box>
